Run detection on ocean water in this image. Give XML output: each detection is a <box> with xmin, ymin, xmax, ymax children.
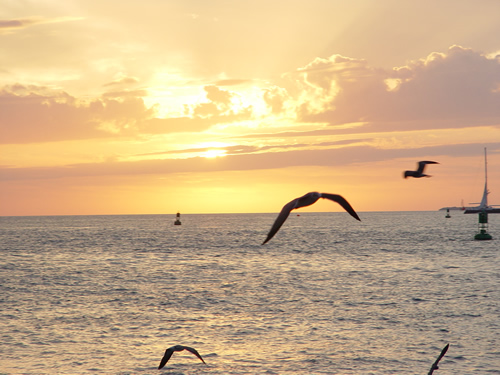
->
<box><xmin>0</xmin><ymin>211</ymin><xmax>499</xmax><ymax>375</ymax></box>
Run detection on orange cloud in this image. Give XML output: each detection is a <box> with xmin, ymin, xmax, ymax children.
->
<box><xmin>0</xmin><ymin>85</ymin><xmax>155</xmax><ymax>144</ymax></box>
<box><xmin>2</xmin><ymin>142</ymin><xmax>499</xmax><ymax>183</ymax></box>
<box><xmin>0</xmin><ymin>82</ymin><xmax>263</xmax><ymax>144</ymax></box>
<box><xmin>289</xmin><ymin>46</ymin><xmax>500</xmax><ymax>131</ymax></box>
<box><xmin>103</xmin><ymin>76</ymin><xmax>140</xmax><ymax>87</ymax></box>
<box><xmin>0</xmin><ymin>18</ymin><xmax>41</xmax><ymax>31</ymax></box>
<box><xmin>139</xmin><ymin>85</ymin><xmax>256</xmax><ymax>134</ymax></box>
<box><xmin>3</xmin><ymin>46</ymin><xmax>498</xmax><ymax>147</ymax></box>
<box><xmin>0</xmin><ymin>16</ymin><xmax>84</xmax><ymax>34</ymax></box>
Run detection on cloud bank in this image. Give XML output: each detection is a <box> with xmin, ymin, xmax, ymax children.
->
<box><xmin>1</xmin><ymin>46</ymin><xmax>499</xmax><ymax>147</ymax></box>
<box><xmin>2</xmin><ymin>141</ymin><xmax>499</xmax><ymax>182</ymax></box>
<box><xmin>291</xmin><ymin>46</ymin><xmax>500</xmax><ymax>130</ymax></box>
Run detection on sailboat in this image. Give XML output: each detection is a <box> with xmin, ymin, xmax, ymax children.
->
<box><xmin>464</xmin><ymin>148</ymin><xmax>500</xmax><ymax>214</ymax></box>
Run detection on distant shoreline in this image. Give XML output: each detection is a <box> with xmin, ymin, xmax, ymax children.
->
<box><xmin>1</xmin><ymin>210</ymin><xmax>456</xmax><ymax>217</ymax></box>
<box><xmin>438</xmin><ymin>207</ymin><xmax>466</xmax><ymax>211</ymax></box>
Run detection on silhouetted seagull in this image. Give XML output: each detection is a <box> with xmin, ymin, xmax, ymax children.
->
<box><xmin>427</xmin><ymin>343</ymin><xmax>449</xmax><ymax>375</ymax></box>
<box><xmin>158</xmin><ymin>345</ymin><xmax>206</xmax><ymax>369</ymax></box>
<box><xmin>262</xmin><ymin>192</ymin><xmax>360</xmax><ymax>245</ymax></box>
<box><xmin>403</xmin><ymin>161</ymin><xmax>439</xmax><ymax>179</ymax></box>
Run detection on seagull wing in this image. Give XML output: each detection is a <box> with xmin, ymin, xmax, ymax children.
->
<box><xmin>158</xmin><ymin>348</ymin><xmax>174</xmax><ymax>369</ymax></box>
<box><xmin>320</xmin><ymin>193</ymin><xmax>361</xmax><ymax>221</ymax></box>
<box><xmin>184</xmin><ymin>346</ymin><xmax>206</xmax><ymax>364</ymax></box>
<box><xmin>417</xmin><ymin>160</ymin><xmax>439</xmax><ymax>174</ymax></box>
<box><xmin>416</xmin><ymin>161</ymin><xmax>427</xmax><ymax>174</ymax></box>
<box><xmin>262</xmin><ymin>198</ymin><xmax>298</xmax><ymax>245</ymax></box>
<box><xmin>427</xmin><ymin>343</ymin><xmax>449</xmax><ymax>375</ymax></box>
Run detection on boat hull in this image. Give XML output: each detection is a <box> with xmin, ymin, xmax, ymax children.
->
<box><xmin>464</xmin><ymin>208</ymin><xmax>500</xmax><ymax>214</ymax></box>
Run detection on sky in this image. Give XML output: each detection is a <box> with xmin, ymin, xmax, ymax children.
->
<box><xmin>1</xmin><ymin>0</ymin><xmax>500</xmax><ymax>216</ymax></box>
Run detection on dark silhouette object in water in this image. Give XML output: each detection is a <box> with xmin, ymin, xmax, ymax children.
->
<box><xmin>158</xmin><ymin>345</ymin><xmax>206</xmax><ymax>369</ymax></box>
<box><xmin>262</xmin><ymin>191</ymin><xmax>360</xmax><ymax>245</ymax></box>
<box><xmin>174</xmin><ymin>212</ymin><xmax>181</xmax><ymax>225</ymax></box>
<box><xmin>427</xmin><ymin>343</ymin><xmax>449</xmax><ymax>375</ymax></box>
<box><xmin>403</xmin><ymin>161</ymin><xmax>439</xmax><ymax>179</ymax></box>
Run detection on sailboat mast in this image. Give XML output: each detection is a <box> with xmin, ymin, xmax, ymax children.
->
<box><xmin>481</xmin><ymin>147</ymin><xmax>488</xmax><ymax>208</ymax></box>
<box><xmin>464</xmin><ymin>146</ymin><xmax>499</xmax><ymax>214</ymax></box>
<box><xmin>484</xmin><ymin>147</ymin><xmax>487</xmax><ymax>189</ymax></box>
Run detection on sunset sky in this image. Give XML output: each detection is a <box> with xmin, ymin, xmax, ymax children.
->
<box><xmin>1</xmin><ymin>0</ymin><xmax>500</xmax><ymax>216</ymax></box>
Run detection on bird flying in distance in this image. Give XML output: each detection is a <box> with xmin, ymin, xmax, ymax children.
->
<box><xmin>262</xmin><ymin>191</ymin><xmax>360</xmax><ymax>245</ymax></box>
<box><xmin>158</xmin><ymin>345</ymin><xmax>206</xmax><ymax>369</ymax></box>
<box><xmin>403</xmin><ymin>161</ymin><xmax>439</xmax><ymax>179</ymax></box>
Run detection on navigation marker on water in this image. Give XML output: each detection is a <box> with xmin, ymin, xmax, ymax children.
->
<box><xmin>475</xmin><ymin>210</ymin><xmax>493</xmax><ymax>240</ymax></box>
<box><xmin>174</xmin><ymin>212</ymin><xmax>182</xmax><ymax>225</ymax></box>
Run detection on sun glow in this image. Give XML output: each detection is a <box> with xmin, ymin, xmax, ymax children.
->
<box><xmin>202</xmin><ymin>149</ymin><xmax>227</xmax><ymax>158</ymax></box>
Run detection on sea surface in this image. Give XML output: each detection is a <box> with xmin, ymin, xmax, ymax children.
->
<box><xmin>0</xmin><ymin>212</ymin><xmax>499</xmax><ymax>374</ymax></box>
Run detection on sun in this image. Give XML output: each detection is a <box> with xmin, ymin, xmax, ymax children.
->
<box><xmin>202</xmin><ymin>149</ymin><xmax>227</xmax><ymax>158</ymax></box>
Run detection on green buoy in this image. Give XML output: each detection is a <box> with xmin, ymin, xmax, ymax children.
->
<box><xmin>174</xmin><ymin>212</ymin><xmax>182</xmax><ymax>225</ymax></box>
<box><xmin>475</xmin><ymin>210</ymin><xmax>492</xmax><ymax>240</ymax></box>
